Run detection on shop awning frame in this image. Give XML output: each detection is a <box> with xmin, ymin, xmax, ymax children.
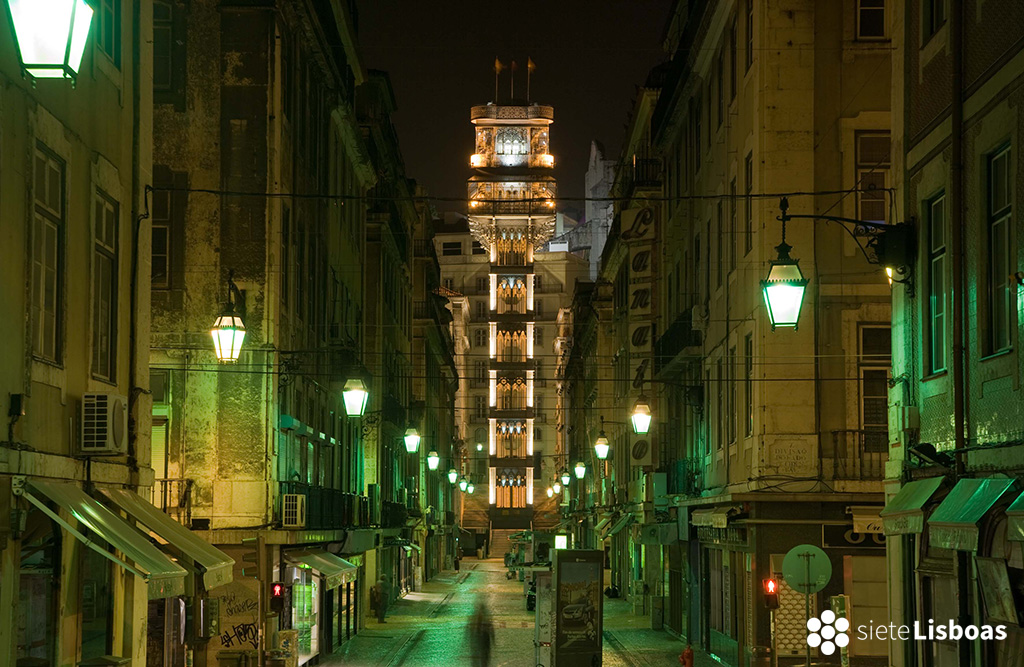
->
<box><xmin>928</xmin><ymin>478</ymin><xmax>1020</xmax><ymax>551</ymax></box>
<box><xmin>17</xmin><ymin>479</ymin><xmax>186</xmax><ymax>599</ymax></box>
<box><xmin>691</xmin><ymin>506</ymin><xmax>740</xmax><ymax>528</ymax></box>
<box><xmin>607</xmin><ymin>514</ymin><xmax>635</xmax><ymax>537</ymax></box>
<box><xmin>1006</xmin><ymin>492</ymin><xmax>1024</xmax><ymax>541</ymax></box>
<box><xmin>286</xmin><ymin>548</ymin><xmax>358</xmax><ymax>590</ymax></box>
<box><xmin>100</xmin><ymin>488</ymin><xmax>234</xmax><ymax>590</ymax></box>
<box><xmin>879</xmin><ymin>477</ymin><xmax>945</xmax><ymax>536</ymax></box>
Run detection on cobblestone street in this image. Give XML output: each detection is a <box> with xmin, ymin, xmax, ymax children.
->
<box><xmin>323</xmin><ymin>559</ymin><xmax>716</xmax><ymax>667</ymax></box>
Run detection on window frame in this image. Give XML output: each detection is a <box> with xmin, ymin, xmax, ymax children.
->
<box><xmin>922</xmin><ymin>0</ymin><xmax>947</xmax><ymax>43</ymax></box>
<box><xmin>743</xmin><ymin>153</ymin><xmax>753</xmax><ymax>255</ymax></box>
<box><xmin>986</xmin><ymin>145</ymin><xmax>1013</xmax><ymax>355</ymax></box>
<box><xmin>90</xmin><ymin>0</ymin><xmax>122</xmax><ymax>68</ymax></box>
<box><xmin>745</xmin><ymin>0</ymin><xmax>754</xmax><ymax>72</ymax></box>
<box><xmin>32</xmin><ymin>145</ymin><xmax>66</xmax><ymax>364</ymax></box>
<box><xmin>925</xmin><ymin>192</ymin><xmax>947</xmax><ymax>374</ymax></box>
<box><xmin>92</xmin><ymin>189</ymin><xmax>119</xmax><ymax>382</ymax></box>
<box><xmin>856</xmin><ymin>0</ymin><xmax>887</xmax><ymax>40</ymax></box>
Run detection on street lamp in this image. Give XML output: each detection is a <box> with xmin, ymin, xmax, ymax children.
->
<box><xmin>546</xmin><ymin>486</ymin><xmax>554</xmax><ymax>497</ymax></box>
<box><xmin>476</xmin><ymin>442</ymin><xmax>484</xmax><ymax>452</ymax></box>
<box><xmin>594</xmin><ymin>417</ymin><xmax>610</xmax><ymax>460</ymax></box>
<box><xmin>552</xmin><ymin>481</ymin><xmax>562</xmax><ymax>495</ymax></box>
<box><xmin>761</xmin><ymin>237</ymin><xmax>808</xmax><ymax>329</ymax></box>
<box><xmin>459</xmin><ymin>476</ymin><xmax>468</xmax><ymax>492</ymax></box>
<box><xmin>427</xmin><ymin>450</ymin><xmax>440</xmax><ymax>470</ymax></box>
<box><xmin>448</xmin><ymin>468</ymin><xmax>458</xmax><ymax>485</ymax></box>
<box><xmin>560</xmin><ymin>470</ymin><xmax>571</xmax><ymax>486</ymax></box>
<box><xmin>404</xmin><ymin>428</ymin><xmax>421</xmax><ymax>453</ymax></box>
<box><xmin>4</xmin><ymin>0</ymin><xmax>94</xmax><ymax>80</ymax></box>
<box><xmin>467</xmin><ymin>481</ymin><xmax>475</xmax><ymax>494</ymax></box>
<box><xmin>342</xmin><ymin>379</ymin><xmax>369</xmax><ymax>417</ymax></box>
<box><xmin>574</xmin><ymin>461</ymin><xmax>586</xmax><ymax>479</ymax></box>
<box><xmin>210</xmin><ymin>270</ymin><xmax>246</xmax><ymax>363</ymax></box>
<box><xmin>631</xmin><ymin>396</ymin><xmax>652</xmax><ymax>434</ymax></box>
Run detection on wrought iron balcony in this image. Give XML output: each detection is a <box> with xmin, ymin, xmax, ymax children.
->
<box><xmin>278</xmin><ymin>482</ymin><xmax>370</xmax><ymax>530</ymax></box>
<box><xmin>824</xmin><ymin>430</ymin><xmax>887</xmax><ymax>480</ymax></box>
<box><xmin>654</xmin><ymin>309</ymin><xmax>703</xmax><ymax>374</ymax></box>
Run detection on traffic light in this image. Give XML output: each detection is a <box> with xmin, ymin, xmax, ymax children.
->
<box><xmin>763</xmin><ymin>578</ymin><xmax>779</xmax><ymax>609</ymax></box>
<box><xmin>270</xmin><ymin>582</ymin><xmax>287</xmax><ymax>614</ymax></box>
<box><xmin>241</xmin><ymin>535</ymin><xmax>266</xmax><ymax>578</ymax></box>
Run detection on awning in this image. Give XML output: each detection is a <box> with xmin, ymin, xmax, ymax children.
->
<box><xmin>607</xmin><ymin>514</ymin><xmax>635</xmax><ymax>537</ymax></box>
<box><xmin>594</xmin><ymin>517</ymin><xmax>611</xmax><ymax>535</ymax></box>
<box><xmin>928</xmin><ymin>478</ymin><xmax>1020</xmax><ymax>551</ymax></box>
<box><xmin>691</xmin><ymin>506</ymin><xmax>739</xmax><ymax>528</ymax></box>
<box><xmin>286</xmin><ymin>548</ymin><xmax>357</xmax><ymax>589</ymax></box>
<box><xmin>409</xmin><ymin>543</ymin><xmax>422</xmax><ymax>553</ymax></box>
<box><xmin>100</xmin><ymin>488</ymin><xmax>233</xmax><ymax>590</ymax></box>
<box><xmin>639</xmin><ymin>522</ymin><xmax>679</xmax><ymax>545</ymax></box>
<box><xmin>21</xmin><ymin>481</ymin><xmax>186</xmax><ymax>599</ymax></box>
<box><xmin>851</xmin><ymin>506</ymin><xmax>884</xmax><ymax>534</ymax></box>
<box><xmin>879</xmin><ymin>477</ymin><xmax>945</xmax><ymax>535</ymax></box>
<box><xmin>1007</xmin><ymin>492</ymin><xmax>1024</xmax><ymax>541</ymax></box>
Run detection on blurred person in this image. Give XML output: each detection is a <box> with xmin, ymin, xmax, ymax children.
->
<box><xmin>468</xmin><ymin>598</ymin><xmax>495</xmax><ymax>666</ymax></box>
<box><xmin>372</xmin><ymin>575</ymin><xmax>390</xmax><ymax>623</ymax></box>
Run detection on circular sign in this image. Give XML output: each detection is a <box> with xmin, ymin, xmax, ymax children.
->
<box><xmin>781</xmin><ymin>544</ymin><xmax>831</xmax><ymax>594</ymax></box>
<box><xmin>631</xmin><ymin>439</ymin><xmax>649</xmax><ymax>460</ymax></box>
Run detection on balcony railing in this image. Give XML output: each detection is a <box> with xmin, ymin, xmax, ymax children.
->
<box><xmin>824</xmin><ymin>430</ymin><xmax>887</xmax><ymax>480</ymax></box>
<box><xmin>382</xmin><ymin>500</ymin><xmax>408</xmax><ymax>529</ymax></box>
<box><xmin>154</xmin><ymin>478</ymin><xmax>193</xmax><ymax>527</ymax></box>
<box><xmin>278</xmin><ymin>482</ymin><xmax>370</xmax><ymax>530</ymax></box>
<box><xmin>654</xmin><ymin>309</ymin><xmax>702</xmax><ymax>374</ymax></box>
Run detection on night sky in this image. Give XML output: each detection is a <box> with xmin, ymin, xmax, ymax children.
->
<box><xmin>358</xmin><ymin>1</ymin><xmax>675</xmax><ymax>216</ymax></box>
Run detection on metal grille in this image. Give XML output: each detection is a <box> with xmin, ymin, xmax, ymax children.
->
<box><xmin>282</xmin><ymin>493</ymin><xmax>306</xmax><ymax>528</ymax></box>
<box><xmin>82</xmin><ymin>393</ymin><xmax>110</xmax><ymax>450</ymax></box>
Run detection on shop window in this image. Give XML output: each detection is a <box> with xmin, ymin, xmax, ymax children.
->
<box><xmin>17</xmin><ymin>509</ymin><xmax>59</xmax><ymax>664</ymax></box>
<box><xmin>81</xmin><ymin>542</ymin><xmax>115</xmax><ymax>659</ymax></box>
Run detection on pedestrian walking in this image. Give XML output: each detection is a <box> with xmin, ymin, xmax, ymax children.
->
<box><xmin>372</xmin><ymin>575</ymin><xmax>390</xmax><ymax>623</ymax></box>
<box><xmin>679</xmin><ymin>643</ymin><xmax>694</xmax><ymax>667</ymax></box>
<box><xmin>468</xmin><ymin>598</ymin><xmax>495</xmax><ymax>667</ymax></box>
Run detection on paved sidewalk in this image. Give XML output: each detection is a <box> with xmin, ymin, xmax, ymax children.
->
<box><xmin>322</xmin><ymin>559</ymin><xmax>717</xmax><ymax>667</ymax></box>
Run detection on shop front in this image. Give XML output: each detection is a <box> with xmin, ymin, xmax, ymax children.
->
<box><xmin>285</xmin><ymin>548</ymin><xmax>359</xmax><ymax>664</ymax></box>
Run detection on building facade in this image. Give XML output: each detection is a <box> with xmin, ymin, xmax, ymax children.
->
<box><xmin>883</xmin><ymin>1</ymin><xmax>1024</xmax><ymax>666</ymax></box>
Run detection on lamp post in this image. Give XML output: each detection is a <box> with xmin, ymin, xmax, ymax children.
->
<box><xmin>559</xmin><ymin>470</ymin><xmax>571</xmax><ymax>487</ymax></box>
<box><xmin>4</xmin><ymin>0</ymin><xmax>94</xmax><ymax>81</ymax></box>
<box><xmin>574</xmin><ymin>461</ymin><xmax>586</xmax><ymax>479</ymax></box>
<box><xmin>211</xmin><ymin>270</ymin><xmax>246</xmax><ymax>363</ymax></box>
<box><xmin>459</xmin><ymin>476</ymin><xmax>468</xmax><ymax>492</ymax></box>
<box><xmin>427</xmin><ymin>450</ymin><xmax>440</xmax><ymax>471</ymax></box>
<box><xmin>404</xmin><ymin>428</ymin><xmax>421</xmax><ymax>454</ymax></box>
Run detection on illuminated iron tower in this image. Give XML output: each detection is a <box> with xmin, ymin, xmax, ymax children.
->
<box><xmin>467</xmin><ymin>98</ymin><xmax>557</xmax><ymax>525</ymax></box>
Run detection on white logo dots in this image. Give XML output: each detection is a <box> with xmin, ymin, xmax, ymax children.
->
<box><xmin>806</xmin><ymin>610</ymin><xmax>850</xmax><ymax>655</ymax></box>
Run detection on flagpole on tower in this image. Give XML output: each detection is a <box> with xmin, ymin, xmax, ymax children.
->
<box><xmin>527</xmin><ymin>57</ymin><xmax>536</xmax><ymax>101</ymax></box>
<box><xmin>494</xmin><ymin>57</ymin><xmax>504</xmax><ymax>102</ymax></box>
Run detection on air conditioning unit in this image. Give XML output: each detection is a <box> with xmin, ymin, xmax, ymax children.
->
<box><xmin>281</xmin><ymin>494</ymin><xmax>307</xmax><ymax>528</ymax></box>
<box><xmin>80</xmin><ymin>393</ymin><xmax>128</xmax><ymax>455</ymax></box>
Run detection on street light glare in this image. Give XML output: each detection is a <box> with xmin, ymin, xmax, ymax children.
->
<box><xmin>210</xmin><ymin>311</ymin><xmax>246</xmax><ymax>363</ymax></box>
<box><xmin>631</xmin><ymin>398</ymin><xmax>652</xmax><ymax>435</ymax></box>
<box><xmin>342</xmin><ymin>379</ymin><xmax>369</xmax><ymax>417</ymax></box>
<box><xmin>404</xmin><ymin>428</ymin><xmax>421</xmax><ymax>453</ymax></box>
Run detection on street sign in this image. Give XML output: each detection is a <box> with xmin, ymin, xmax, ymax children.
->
<box><xmin>781</xmin><ymin>544</ymin><xmax>831</xmax><ymax>594</ymax></box>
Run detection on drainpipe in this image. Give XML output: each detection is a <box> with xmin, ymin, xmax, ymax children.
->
<box><xmin>950</xmin><ymin>2</ymin><xmax>971</xmax><ymax>666</ymax></box>
<box><xmin>127</xmin><ymin>0</ymin><xmax>147</xmax><ymax>480</ymax></box>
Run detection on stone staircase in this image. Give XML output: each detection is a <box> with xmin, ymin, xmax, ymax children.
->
<box><xmin>490</xmin><ymin>528</ymin><xmax>518</xmax><ymax>558</ymax></box>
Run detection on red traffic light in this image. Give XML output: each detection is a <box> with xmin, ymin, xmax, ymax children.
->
<box><xmin>765</xmin><ymin>579</ymin><xmax>777</xmax><ymax>594</ymax></box>
<box><xmin>763</xmin><ymin>578</ymin><xmax>780</xmax><ymax>609</ymax></box>
<box><xmin>271</xmin><ymin>582</ymin><xmax>284</xmax><ymax>598</ymax></box>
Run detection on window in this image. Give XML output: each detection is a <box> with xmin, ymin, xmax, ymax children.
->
<box><xmin>91</xmin><ymin>0</ymin><xmax>121</xmax><ymax>67</ymax></box>
<box><xmin>441</xmin><ymin>242</ymin><xmax>462</xmax><ymax>256</ymax></box>
<box><xmin>987</xmin><ymin>146</ymin><xmax>1013</xmax><ymax>353</ymax></box>
<box><xmin>745</xmin><ymin>0</ymin><xmax>754</xmax><ymax>72</ymax></box>
<box><xmin>730</xmin><ymin>19</ymin><xmax>737</xmax><ymax>100</ymax></box>
<box><xmin>281</xmin><ymin>206</ymin><xmax>290</xmax><ymax>309</ymax></box>
<box><xmin>693</xmin><ymin>233</ymin><xmax>702</xmax><ymax>302</ymax></box>
<box><xmin>716</xmin><ymin>357</ymin><xmax>724</xmax><ymax>449</ymax></box>
<box><xmin>443</xmin><ymin>278</ymin><xmax>453</xmax><ymax>291</ymax></box>
<box><xmin>691</xmin><ymin>96</ymin><xmax>702</xmax><ymax>173</ymax></box>
<box><xmin>926</xmin><ymin>194</ymin><xmax>947</xmax><ymax>373</ymax></box>
<box><xmin>923</xmin><ymin>0</ymin><xmax>946</xmax><ymax>41</ymax></box>
<box><xmin>475</xmin><ymin>301</ymin><xmax>487</xmax><ymax>319</ymax></box>
<box><xmin>33</xmin><ymin>146</ymin><xmax>65</xmax><ymax>363</ymax></box>
<box><xmin>535</xmin><ymin>274</ymin><xmax>543</xmax><ymax>290</ymax></box>
<box><xmin>857</xmin><ymin>0</ymin><xmax>886</xmax><ymax>39</ymax></box>
<box><xmin>92</xmin><ymin>191</ymin><xmax>118</xmax><ymax>381</ymax></box>
<box><xmin>535</xmin><ymin>427</ymin><xmax>542</xmax><ymax>441</ymax></box>
<box><xmin>535</xmin><ymin>299</ymin><xmax>544</xmax><ymax>318</ymax></box>
<box><xmin>80</xmin><ymin>543</ymin><xmax>114</xmax><ymax>660</ymax></box>
<box><xmin>861</xmin><ymin>327</ymin><xmax>891</xmax><ymax>452</ymax></box>
<box><xmin>729</xmin><ymin>180</ymin><xmax>737</xmax><ymax>271</ymax></box>
<box><xmin>474</xmin><ymin>395</ymin><xmax>487</xmax><ymax>419</ymax></box>
<box><xmin>476</xmin><ymin>277</ymin><xmax>488</xmax><ymax>293</ymax></box>
<box><xmin>471</xmin><ymin>240</ymin><xmax>487</xmax><ymax>255</ymax></box>
<box><xmin>856</xmin><ymin>133</ymin><xmax>891</xmax><ymax>224</ymax></box>
<box><xmin>728</xmin><ymin>346</ymin><xmax>737</xmax><ymax>444</ymax></box>
<box><xmin>152</xmin><ymin>190</ymin><xmax>170</xmax><ymax>289</ymax></box>
<box><xmin>474</xmin><ymin>329</ymin><xmax>487</xmax><ymax>348</ymax></box>
<box><xmin>716</xmin><ymin>50</ymin><xmax>724</xmax><ymax>127</ymax></box>
<box><xmin>744</xmin><ymin>334</ymin><xmax>754</xmax><ymax>437</ymax></box>
<box><xmin>534</xmin><ymin>327</ymin><xmax>543</xmax><ymax>346</ymax></box>
<box><xmin>153</xmin><ymin>1</ymin><xmax>172</xmax><ymax>91</ymax></box>
<box><xmin>18</xmin><ymin>510</ymin><xmax>58</xmax><ymax>664</ymax></box>
<box><xmin>474</xmin><ymin>360</ymin><xmax>487</xmax><ymax>383</ymax></box>
<box><xmin>744</xmin><ymin>153</ymin><xmax>753</xmax><ymax>254</ymax></box>
<box><xmin>716</xmin><ymin>201</ymin><xmax>723</xmax><ymax>288</ymax></box>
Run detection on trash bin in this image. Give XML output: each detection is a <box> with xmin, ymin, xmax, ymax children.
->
<box><xmin>749</xmin><ymin>646</ymin><xmax>772</xmax><ymax>667</ymax></box>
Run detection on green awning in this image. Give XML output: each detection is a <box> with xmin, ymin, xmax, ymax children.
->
<box><xmin>607</xmin><ymin>514</ymin><xmax>634</xmax><ymax>537</ymax></box>
<box><xmin>879</xmin><ymin>477</ymin><xmax>945</xmax><ymax>535</ymax></box>
<box><xmin>100</xmin><ymin>488</ymin><xmax>234</xmax><ymax>590</ymax></box>
<box><xmin>594</xmin><ymin>517</ymin><xmax>611</xmax><ymax>534</ymax></box>
<box><xmin>23</xmin><ymin>481</ymin><xmax>186</xmax><ymax>599</ymax></box>
<box><xmin>1007</xmin><ymin>492</ymin><xmax>1024</xmax><ymax>541</ymax></box>
<box><xmin>928</xmin><ymin>478</ymin><xmax>1020</xmax><ymax>551</ymax></box>
<box><xmin>286</xmin><ymin>548</ymin><xmax>357</xmax><ymax>590</ymax></box>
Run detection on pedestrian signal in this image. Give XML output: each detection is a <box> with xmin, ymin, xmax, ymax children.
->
<box><xmin>763</xmin><ymin>578</ymin><xmax>779</xmax><ymax>609</ymax></box>
<box><xmin>270</xmin><ymin>582</ymin><xmax>287</xmax><ymax>613</ymax></box>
